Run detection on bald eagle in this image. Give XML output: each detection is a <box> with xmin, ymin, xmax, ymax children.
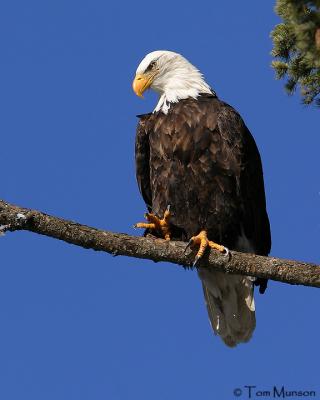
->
<box><xmin>132</xmin><ymin>51</ymin><xmax>271</xmax><ymax>347</ymax></box>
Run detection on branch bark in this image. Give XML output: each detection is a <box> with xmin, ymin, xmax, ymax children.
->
<box><xmin>0</xmin><ymin>199</ymin><xmax>319</xmax><ymax>288</ymax></box>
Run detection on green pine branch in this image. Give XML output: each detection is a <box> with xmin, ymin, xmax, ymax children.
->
<box><xmin>271</xmin><ymin>0</ymin><xmax>320</xmax><ymax>106</ymax></box>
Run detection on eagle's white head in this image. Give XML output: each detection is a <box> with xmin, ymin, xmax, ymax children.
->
<box><xmin>133</xmin><ymin>50</ymin><xmax>213</xmax><ymax>114</ymax></box>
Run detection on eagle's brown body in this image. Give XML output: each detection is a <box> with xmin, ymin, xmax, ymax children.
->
<box><xmin>135</xmin><ymin>93</ymin><xmax>271</xmax><ymax>346</ymax></box>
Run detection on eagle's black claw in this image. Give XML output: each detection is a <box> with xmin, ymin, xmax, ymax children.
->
<box><xmin>193</xmin><ymin>255</ymin><xmax>200</xmax><ymax>267</ymax></box>
<box><xmin>223</xmin><ymin>247</ymin><xmax>230</xmax><ymax>257</ymax></box>
<box><xmin>184</xmin><ymin>238</ymin><xmax>193</xmax><ymax>253</ymax></box>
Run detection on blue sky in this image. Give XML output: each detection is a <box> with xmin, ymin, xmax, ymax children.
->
<box><xmin>0</xmin><ymin>1</ymin><xmax>319</xmax><ymax>399</ymax></box>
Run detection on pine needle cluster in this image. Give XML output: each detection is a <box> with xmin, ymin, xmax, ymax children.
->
<box><xmin>271</xmin><ymin>0</ymin><xmax>320</xmax><ymax>106</ymax></box>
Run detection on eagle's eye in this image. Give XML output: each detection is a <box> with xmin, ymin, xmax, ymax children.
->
<box><xmin>145</xmin><ymin>60</ymin><xmax>157</xmax><ymax>73</ymax></box>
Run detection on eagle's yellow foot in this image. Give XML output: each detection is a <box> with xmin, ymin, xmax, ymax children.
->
<box><xmin>133</xmin><ymin>206</ymin><xmax>171</xmax><ymax>240</ymax></box>
<box><xmin>185</xmin><ymin>230</ymin><xmax>229</xmax><ymax>266</ymax></box>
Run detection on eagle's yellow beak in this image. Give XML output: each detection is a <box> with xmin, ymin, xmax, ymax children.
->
<box><xmin>132</xmin><ymin>73</ymin><xmax>154</xmax><ymax>98</ymax></box>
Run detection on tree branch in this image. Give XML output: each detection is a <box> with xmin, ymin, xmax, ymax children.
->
<box><xmin>0</xmin><ymin>199</ymin><xmax>319</xmax><ymax>288</ymax></box>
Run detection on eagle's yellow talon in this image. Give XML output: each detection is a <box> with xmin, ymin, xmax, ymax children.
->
<box><xmin>187</xmin><ymin>230</ymin><xmax>227</xmax><ymax>265</ymax></box>
<box><xmin>134</xmin><ymin>206</ymin><xmax>171</xmax><ymax>240</ymax></box>
<box><xmin>134</xmin><ymin>222</ymin><xmax>156</xmax><ymax>230</ymax></box>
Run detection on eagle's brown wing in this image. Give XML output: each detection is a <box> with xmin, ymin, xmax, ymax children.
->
<box><xmin>216</xmin><ymin>102</ymin><xmax>271</xmax><ymax>249</ymax></box>
<box><xmin>135</xmin><ymin>114</ymin><xmax>152</xmax><ymax>212</ymax></box>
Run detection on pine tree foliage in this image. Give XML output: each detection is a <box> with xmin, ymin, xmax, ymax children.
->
<box><xmin>271</xmin><ymin>0</ymin><xmax>320</xmax><ymax>106</ymax></box>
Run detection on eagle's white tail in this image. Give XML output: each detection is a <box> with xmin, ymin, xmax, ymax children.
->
<box><xmin>198</xmin><ymin>268</ymin><xmax>256</xmax><ymax>347</ymax></box>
